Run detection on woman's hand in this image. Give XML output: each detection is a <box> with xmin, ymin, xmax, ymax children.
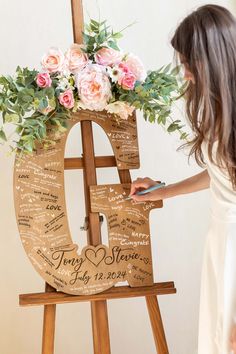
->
<box><xmin>128</xmin><ymin>177</ymin><xmax>172</xmax><ymax>202</ymax></box>
<box><xmin>230</xmin><ymin>324</ymin><xmax>236</xmax><ymax>353</ymax></box>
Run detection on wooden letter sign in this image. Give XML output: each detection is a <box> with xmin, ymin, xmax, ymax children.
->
<box><xmin>14</xmin><ymin>110</ymin><xmax>162</xmax><ymax>295</ymax></box>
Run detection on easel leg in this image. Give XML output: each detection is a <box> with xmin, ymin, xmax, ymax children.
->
<box><xmin>146</xmin><ymin>295</ymin><xmax>169</xmax><ymax>354</ymax></box>
<box><xmin>91</xmin><ymin>301</ymin><xmax>111</xmax><ymax>354</ymax></box>
<box><xmin>42</xmin><ymin>283</ymin><xmax>57</xmax><ymax>354</ymax></box>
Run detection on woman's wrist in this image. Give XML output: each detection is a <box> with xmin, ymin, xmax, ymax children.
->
<box><xmin>161</xmin><ymin>170</ymin><xmax>210</xmax><ymax>200</ymax></box>
<box><xmin>162</xmin><ymin>183</ymin><xmax>179</xmax><ymax>199</ymax></box>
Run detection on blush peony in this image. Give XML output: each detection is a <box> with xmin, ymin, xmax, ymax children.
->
<box><xmin>75</xmin><ymin>64</ymin><xmax>112</xmax><ymax>111</ymax></box>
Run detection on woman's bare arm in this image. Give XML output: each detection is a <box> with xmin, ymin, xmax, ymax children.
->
<box><xmin>129</xmin><ymin>169</ymin><xmax>210</xmax><ymax>202</ymax></box>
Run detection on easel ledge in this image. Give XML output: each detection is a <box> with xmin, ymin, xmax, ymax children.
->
<box><xmin>19</xmin><ymin>282</ymin><xmax>176</xmax><ymax>307</ymax></box>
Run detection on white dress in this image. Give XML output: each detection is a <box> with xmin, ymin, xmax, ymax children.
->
<box><xmin>197</xmin><ymin>139</ymin><xmax>236</xmax><ymax>354</ymax></box>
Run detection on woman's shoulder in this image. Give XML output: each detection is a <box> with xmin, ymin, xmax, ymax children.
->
<box><xmin>201</xmin><ymin>137</ymin><xmax>231</xmax><ymax>180</ymax></box>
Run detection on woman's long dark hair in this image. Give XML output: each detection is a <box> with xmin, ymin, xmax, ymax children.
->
<box><xmin>171</xmin><ymin>4</ymin><xmax>236</xmax><ymax>190</ymax></box>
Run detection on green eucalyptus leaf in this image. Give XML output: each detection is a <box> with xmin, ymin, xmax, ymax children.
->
<box><xmin>180</xmin><ymin>132</ymin><xmax>189</xmax><ymax>140</ymax></box>
<box><xmin>0</xmin><ymin>129</ymin><xmax>7</xmax><ymax>141</ymax></box>
<box><xmin>90</xmin><ymin>19</ymin><xmax>100</xmax><ymax>27</ymax></box>
<box><xmin>149</xmin><ymin>112</ymin><xmax>155</xmax><ymax>123</ymax></box>
<box><xmin>112</xmin><ymin>32</ymin><xmax>123</xmax><ymax>39</ymax></box>
<box><xmin>90</xmin><ymin>24</ymin><xmax>99</xmax><ymax>33</ymax></box>
<box><xmin>82</xmin><ymin>31</ymin><xmax>91</xmax><ymax>44</ymax></box>
<box><xmin>97</xmin><ymin>30</ymin><xmax>106</xmax><ymax>43</ymax></box>
<box><xmin>0</xmin><ymin>76</ymin><xmax>10</xmax><ymax>87</ymax></box>
<box><xmin>39</xmin><ymin>125</ymin><xmax>47</xmax><ymax>137</ymax></box>
<box><xmin>107</xmin><ymin>40</ymin><xmax>119</xmax><ymax>51</ymax></box>
<box><xmin>20</xmin><ymin>135</ymin><xmax>31</xmax><ymax>141</ymax></box>
<box><xmin>167</xmin><ymin>123</ymin><xmax>179</xmax><ymax>132</ymax></box>
<box><xmin>22</xmin><ymin>95</ymin><xmax>33</xmax><ymax>103</ymax></box>
<box><xmin>157</xmin><ymin>115</ymin><xmax>163</xmax><ymax>124</ymax></box>
<box><xmin>23</xmin><ymin>141</ymin><xmax>34</xmax><ymax>152</ymax></box>
<box><xmin>162</xmin><ymin>63</ymin><xmax>172</xmax><ymax>74</ymax></box>
<box><xmin>170</xmin><ymin>65</ymin><xmax>181</xmax><ymax>75</ymax></box>
<box><xmin>5</xmin><ymin>113</ymin><xmax>19</xmax><ymax>123</ymax></box>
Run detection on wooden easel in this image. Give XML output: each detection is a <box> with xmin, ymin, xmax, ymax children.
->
<box><xmin>19</xmin><ymin>1</ymin><xmax>176</xmax><ymax>353</ymax></box>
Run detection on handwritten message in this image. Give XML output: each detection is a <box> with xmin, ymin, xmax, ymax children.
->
<box><xmin>72</xmin><ymin>110</ymin><xmax>140</xmax><ymax>169</ymax></box>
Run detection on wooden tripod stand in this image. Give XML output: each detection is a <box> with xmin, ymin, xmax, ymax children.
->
<box><xmin>19</xmin><ymin>1</ymin><xmax>176</xmax><ymax>353</ymax></box>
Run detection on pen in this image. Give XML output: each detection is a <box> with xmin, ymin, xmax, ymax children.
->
<box><xmin>124</xmin><ymin>182</ymin><xmax>166</xmax><ymax>200</ymax></box>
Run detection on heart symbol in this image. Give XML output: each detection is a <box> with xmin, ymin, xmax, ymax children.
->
<box><xmin>16</xmin><ymin>186</ymin><xmax>20</xmax><ymax>190</ymax></box>
<box><xmin>85</xmin><ymin>247</ymin><xmax>106</xmax><ymax>267</ymax></box>
<box><xmin>109</xmin><ymin>187</ymin><xmax>114</xmax><ymax>193</ymax></box>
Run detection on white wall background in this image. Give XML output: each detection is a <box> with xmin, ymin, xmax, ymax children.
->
<box><xmin>0</xmin><ymin>1</ymin><xmax>235</xmax><ymax>353</ymax></box>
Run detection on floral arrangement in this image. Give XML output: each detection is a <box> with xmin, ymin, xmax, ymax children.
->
<box><xmin>0</xmin><ymin>19</ymin><xmax>188</xmax><ymax>154</ymax></box>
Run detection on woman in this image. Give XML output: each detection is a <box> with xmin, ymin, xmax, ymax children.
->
<box><xmin>129</xmin><ymin>4</ymin><xmax>236</xmax><ymax>354</ymax></box>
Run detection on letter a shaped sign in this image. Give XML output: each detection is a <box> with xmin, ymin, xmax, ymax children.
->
<box><xmin>14</xmin><ymin>110</ymin><xmax>163</xmax><ymax>295</ymax></box>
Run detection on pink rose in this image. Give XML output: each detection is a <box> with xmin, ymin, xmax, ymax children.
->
<box><xmin>58</xmin><ymin>89</ymin><xmax>75</xmax><ymax>109</ymax></box>
<box><xmin>118</xmin><ymin>62</ymin><xmax>130</xmax><ymax>74</ymax></box>
<box><xmin>36</xmin><ymin>72</ymin><xmax>52</xmax><ymax>88</ymax></box>
<box><xmin>41</xmin><ymin>47</ymin><xmax>65</xmax><ymax>73</ymax></box>
<box><xmin>94</xmin><ymin>47</ymin><xmax>123</xmax><ymax>67</ymax></box>
<box><xmin>114</xmin><ymin>62</ymin><xmax>136</xmax><ymax>89</ymax></box>
<box><xmin>118</xmin><ymin>71</ymin><xmax>136</xmax><ymax>90</ymax></box>
<box><xmin>124</xmin><ymin>53</ymin><xmax>147</xmax><ymax>82</ymax></box>
<box><xmin>65</xmin><ymin>43</ymin><xmax>88</xmax><ymax>73</ymax></box>
<box><xmin>75</xmin><ymin>64</ymin><xmax>112</xmax><ymax>111</ymax></box>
